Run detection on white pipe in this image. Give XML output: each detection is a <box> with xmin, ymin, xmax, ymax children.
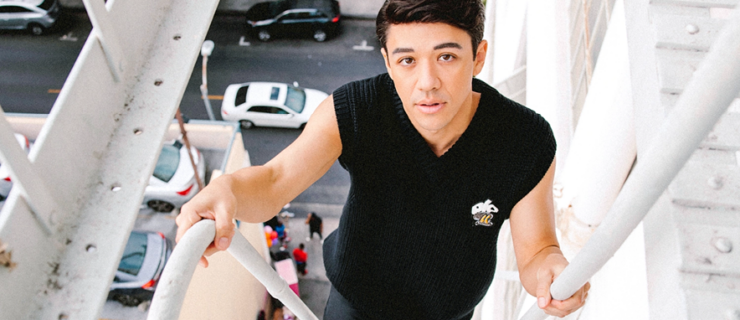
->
<box><xmin>148</xmin><ymin>220</ymin><xmax>216</xmax><ymax>320</ymax></box>
<box><xmin>520</xmin><ymin>6</ymin><xmax>740</xmax><ymax>320</ymax></box>
<box><xmin>526</xmin><ymin>0</ymin><xmax>572</xmax><ymax>177</ymax></box>
<box><xmin>148</xmin><ymin>220</ymin><xmax>318</xmax><ymax>320</ymax></box>
<box><xmin>558</xmin><ymin>0</ymin><xmax>635</xmax><ymax>229</ymax></box>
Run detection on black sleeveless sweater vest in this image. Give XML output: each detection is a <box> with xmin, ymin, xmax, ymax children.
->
<box><xmin>323</xmin><ymin>73</ymin><xmax>556</xmax><ymax>319</ymax></box>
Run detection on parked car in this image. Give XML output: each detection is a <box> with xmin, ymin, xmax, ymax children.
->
<box><xmin>221</xmin><ymin>81</ymin><xmax>329</xmax><ymax>129</ymax></box>
<box><xmin>108</xmin><ymin>230</ymin><xmax>172</xmax><ymax>306</ymax></box>
<box><xmin>245</xmin><ymin>0</ymin><xmax>340</xmax><ymax>42</ymax></box>
<box><xmin>0</xmin><ymin>0</ymin><xmax>60</xmax><ymax>35</ymax></box>
<box><xmin>142</xmin><ymin>140</ymin><xmax>206</xmax><ymax>213</ymax></box>
<box><xmin>0</xmin><ymin>133</ymin><xmax>32</xmax><ymax>201</ymax></box>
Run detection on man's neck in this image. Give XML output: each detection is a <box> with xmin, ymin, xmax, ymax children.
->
<box><xmin>419</xmin><ymin>92</ymin><xmax>481</xmax><ymax>157</ymax></box>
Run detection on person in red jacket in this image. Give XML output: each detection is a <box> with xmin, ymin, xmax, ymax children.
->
<box><xmin>292</xmin><ymin>243</ymin><xmax>308</xmax><ymax>275</ymax></box>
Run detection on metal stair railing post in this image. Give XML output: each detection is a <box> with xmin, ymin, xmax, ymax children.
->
<box><xmin>519</xmin><ymin>6</ymin><xmax>740</xmax><ymax>320</ymax></box>
<box><xmin>148</xmin><ymin>220</ymin><xmax>319</xmax><ymax>320</ymax></box>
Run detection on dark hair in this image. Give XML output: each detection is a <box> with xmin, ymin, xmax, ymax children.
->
<box><xmin>299</xmin><ymin>243</ymin><xmax>305</xmax><ymax>249</ymax></box>
<box><xmin>376</xmin><ymin>0</ymin><xmax>486</xmax><ymax>57</ymax></box>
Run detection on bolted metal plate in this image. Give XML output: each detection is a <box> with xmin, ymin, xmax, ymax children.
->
<box><xmin>654</xmin><ymin>14</ymin><xmax>726</xmax><ymax>51</ymax></box>
<box><xmin>677</xmin><ymin>222</ymin><xmax>740</xmax><ymax>276</ymax></box>
<box><xmin>684</xmin><ymin>288</ymin><xmax>740</xmax><ymax>320</ymax></box>
<box><xmin>652</xmin><ymin>0</ymin><xmax>739</xmax><ymax>8</ymax></box>
<box><xmin>670</xmin><ymin>148</ymin><xmax>740</xmax><ymax>208</ymax></box>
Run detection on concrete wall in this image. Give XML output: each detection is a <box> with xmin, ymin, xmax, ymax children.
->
<box><xmin>59</xmin><ymin>0</ymin><xmax>385</xmax><ymax>19</ymax></box>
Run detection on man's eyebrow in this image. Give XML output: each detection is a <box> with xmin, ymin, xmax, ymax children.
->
<box><xmin>391</xmin><ymin>47</ymin><xmax>415</xmax><ymax>55</ymax></box>
<box><xmin>390</xmin><ymin>42</ymin><xmax>463</xmax><ymax>55</ymax></box>
<box><xmin>433</xmin><ymin>42</ymin><xmax>463</xmax><ymax>50</ymax></box>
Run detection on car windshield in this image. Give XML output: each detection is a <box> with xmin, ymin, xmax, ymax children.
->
<box><xmin>118</xmin><ymin>232</ymin><xmax>147</xmax><ymax>276</ymax></box>
<box><xmin>153</xmin><ymin>142</ymin><xmax>181</xmax><ymax>183</ymax></box>
<box><xmin>284</xmin><ymin>86</ymin><xmax>306</xmax><ymax>113</ymax></box>
<box><xmin>37</xmin><ymin>0</ymin><xmax>55</xmax><ymax>10</ymax></box>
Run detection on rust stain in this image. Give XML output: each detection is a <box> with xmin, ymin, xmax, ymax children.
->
<box><xmin>0</xmin><ymin>239</ymin><xmax>17</xmax><ymax>270</ymax></box>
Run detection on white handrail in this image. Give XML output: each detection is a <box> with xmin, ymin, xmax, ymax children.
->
<box><xmin>148</xmin><ymin>220</ymin><xmax>318</xmax><ymax>320</ymax></box>
<box><xmin>520</xmin><ymin>5</ymin><xmax>740</xmax><ymax>320</ymax></box>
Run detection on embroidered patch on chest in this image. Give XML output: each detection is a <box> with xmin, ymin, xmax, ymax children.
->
<box><xmin>471</xmin><ymin>199</ymin><xmax>498</xmax><ymax>227</ymax></box>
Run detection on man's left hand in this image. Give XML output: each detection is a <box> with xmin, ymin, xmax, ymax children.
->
<box><xmin>536</xmin><ymin>254</ymin><xmax>590</xmax><ymax>317</ymax></box>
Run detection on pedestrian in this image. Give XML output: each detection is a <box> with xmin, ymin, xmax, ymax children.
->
<box><xmin>292</xmin><ymin>243</ymin><xmax>308</xmax><ymax>275</ymax></box>
<box><xmin>304</xmin><ymin>212</ymin><xmax>322</xmax><ymax>242</ymax></box>
<box><xmin>275</xmin><ymin>221</ymin><xmax>286</xmax><ymax>242</ymax></box>
<box><xmin>176</xmin><ymin>0</ymin><xmax>589</xmax><ymax>318</ymax></box>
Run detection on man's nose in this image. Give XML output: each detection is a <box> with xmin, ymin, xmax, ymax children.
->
<box><xmin>417</xmin><ymin>60</ymin><xmax>441</xmax><ymax>91</ymax></box>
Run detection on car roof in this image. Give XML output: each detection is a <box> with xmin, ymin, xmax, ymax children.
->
<box><xmin>287</xmin><ymin>0</ymin><xmax>336</xmax><ymax>15</ymax></box>
<box><xmin>0</xmin><ymin>2</ymin><xmax>36</xmax><ymax>8</ymax></box>
<box><xmin>246</xmin><ymin>82</ymin><xmax>288</xmax><ymax>105</ymax></box>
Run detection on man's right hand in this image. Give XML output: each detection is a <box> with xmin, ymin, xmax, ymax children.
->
<box><xmin>176</xmin><ymin>175</ymin><xmax>238</xmax><ymax>268</ymax></box>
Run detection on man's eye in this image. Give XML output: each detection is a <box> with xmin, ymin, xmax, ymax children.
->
<box><xmin>399</xmin><ymin>57</ymin><xmax>414</xmax><ymax>65</ymax></box>
<box><xmin>439</xmin><ymin>54</ymin><xmax>455</xmax><ymax>61</ymax></box>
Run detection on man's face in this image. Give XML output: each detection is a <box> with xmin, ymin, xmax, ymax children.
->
<box><xmin>381</xmin><ymin>22</ymin><xmax>487</xmax><ymax>135</ymax></box>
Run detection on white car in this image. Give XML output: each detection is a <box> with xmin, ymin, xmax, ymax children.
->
<box><xmin>221</xmin><ymin>81</ymin><xmax>328</xmax><ymax>129</ymax></box>
<box><xmin>0</xmin><ymin>134</ymin><xmax>32</xmax><ymax>201</ymax></box>
<box><xmin>0</xmin><ymin>0</ymin><xmax>61</xmax><ymax>35</ymax></box>
<box><xmin>142</xmin><ymin>140</ymin><xmax>206</xmax><ymax>213</ymax></box>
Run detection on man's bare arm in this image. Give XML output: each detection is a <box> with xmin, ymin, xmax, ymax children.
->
<box><xmin>510</xmin><ymin>159</ymin><xmax>589</xmax><ymax>317</ymax></box>
<box><xmin>176</xmin><ymin>95</ymin><xmax>342</xmax><ymax>267</ymax></box>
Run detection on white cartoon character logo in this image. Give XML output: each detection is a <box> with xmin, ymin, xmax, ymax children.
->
<box><xmin>471</xmin><ymin>199</ymin><xmax>498</xmax><ymax>227</ymax></box>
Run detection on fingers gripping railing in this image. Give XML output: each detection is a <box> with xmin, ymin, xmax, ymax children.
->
<box><xmin>519</xmin><ymin>6</ymin><xmax>740</xmax><ymax>320</ymax></box>
<box><xmin>148</xmin><ymin>220</ymin><xmax>318</xmax><ymax>320</ymax></box>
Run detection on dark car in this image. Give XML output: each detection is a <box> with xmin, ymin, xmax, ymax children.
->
<box><xmin>245</xmin><ymin>0</ymin><xmax>340</xmax><ymax>42</ymax></box>
<box><xmin>108</xmin><ymin>231</ymin><xmax>172</xmax><ymax>306</ymax></box>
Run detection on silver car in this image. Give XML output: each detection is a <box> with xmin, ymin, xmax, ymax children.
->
<box><xmin>0</xmin><ymin>0</ymin><xmax>60</xmax><ymax>35</ymax></box>
<box><xmin>108</xmin><ymin>231</ymin><xmax>172</xmax><ymax>306</ymax></box>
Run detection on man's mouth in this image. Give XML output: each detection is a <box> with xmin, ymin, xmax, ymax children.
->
<box><xmin>416</xmin><ymin>102</ymin><xmax>445</xmax><ymax>114</ymax></box>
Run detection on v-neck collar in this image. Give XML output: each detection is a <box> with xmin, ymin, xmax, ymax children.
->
<box><xmin>387</xmin><ymin>76</ymin><xmax>491</xmax><ymax>181</ymax></box>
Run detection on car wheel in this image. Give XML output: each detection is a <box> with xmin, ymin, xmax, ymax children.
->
<box><xmin>240</xmin><ymin>120</ymin><xmax>254</xmax><ymax>130</ymax></box>
<box><xmin>147</xmin><ymin>200</ymin><xmax>175</xmax><ymax>213</ymax></box>
<box><xmin>114</xmin><ymin>294</ymin><xmax>142</xmax><ymax>307</ymax></box>
<box><xmin>313</xmin><ymin>30</ymin><xmax>327</xmax><ymax>42</ymax></box>
<box><xmin>28</xmin><ymin>23</ymin><xmax>44</xmax><ymax>36</ymax></box>
<box><xmin>258</xmin><ymin>29</ymin><xmax>271</xmax><ymax>42</ymax></box>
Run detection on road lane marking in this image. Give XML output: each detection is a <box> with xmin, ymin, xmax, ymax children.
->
<box><xmin>202</xmin><ymin>95</ymin><xmax>224</xmax><ymax>100</ymax></box>
<box><xmin>60</xmin><ymin>32</ymin><xmax>78</xmax><ymax>41</ymax></box>
<box><xmin>239</xmin><ymin>36</ymin><xmax>251</xmax><ymax>46</ymax></box>
<box><xmin>48</xmin><ymin>89</ymin><xmax>61</xmax><ymax>93</ymax></box>
<box><xmin>352</xmin><ymin>40</ymin><xmax>374</xmax><ymax>51</ymax></box>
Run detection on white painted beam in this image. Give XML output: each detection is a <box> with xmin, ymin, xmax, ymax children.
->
<box><xmin>0</xmin><ymin>0</ymin><xmax>219</xmax><ymax>318</ymax></box>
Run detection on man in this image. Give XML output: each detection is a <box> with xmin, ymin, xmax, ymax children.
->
<box><xmin>293</xmin><ymin>243</ymin><xmax>308</xmax><ymax>275</ymax></box>
<box><xmin>176</xmin><ymin>0</ymin><xmax>589</xmax><ymax>318</ymax></box>
<box><xmin>305</xmin><ymin>212</ymin><xmax>323</xmax><ymax>242</ymax></box>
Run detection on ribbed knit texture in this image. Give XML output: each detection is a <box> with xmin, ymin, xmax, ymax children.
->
<box><xmin>324</xmin><ymin>73</ymin><xmax>556</xmax><ymax>320</ymax></box>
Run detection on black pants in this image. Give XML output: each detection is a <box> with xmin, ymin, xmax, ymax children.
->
<box><xmin>323</xmin><ymin>285</ymin><xmax>475</xmax><ymax>320</ymax></box>
<box><xmin>323</xmin><ymin>285</ymin><xmax>365</xmax><ymax>319</ymax></box>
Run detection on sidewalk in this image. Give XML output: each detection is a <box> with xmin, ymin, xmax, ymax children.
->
<box><xmin>275</xmin><ymin>203</ymin><xmax>342</xmax><ymax>319</ymax></box>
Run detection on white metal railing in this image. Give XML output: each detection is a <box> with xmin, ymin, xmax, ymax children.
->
<box><xmin>148</xmin><ymin>220</ymin><xmax>318</xmax><ymax>320</ymax></box>
<box><xmin>520</xmin><ymin>6</ymin><xmax>740</xmax><ymax>320</ymax></box>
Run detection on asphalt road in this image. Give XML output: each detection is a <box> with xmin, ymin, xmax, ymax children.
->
<box><xmin>1</xmin><ymin>9</ymin><xmax>387</xmax><ymax>319</ymax></box>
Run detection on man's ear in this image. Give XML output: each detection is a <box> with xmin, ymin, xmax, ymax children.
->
<box><xmin>473</xmin><ymin>40</ymin><xmax>488</xmax><ymax>76</ymax></box>
<box><xmin>381</xmin><ymin>47</ymin><xmax>394</xmax><ymax>79</ymax></box>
